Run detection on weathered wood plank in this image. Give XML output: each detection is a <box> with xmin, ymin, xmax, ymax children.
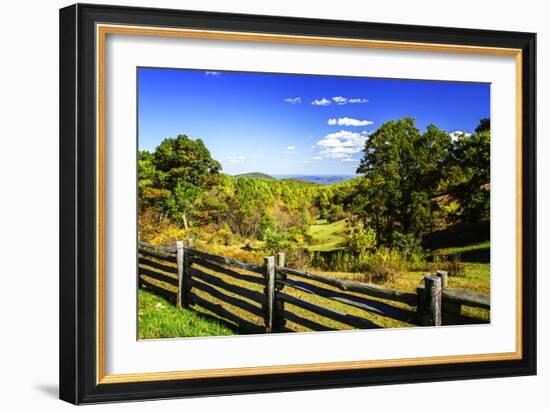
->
<box><xmin>279</xmin><ymin>267</ymin><xmax>417</xmax><ymax>306</ymax></box>
<box><xmin>189</xmin><ymin>267</ymin><xmax>265</xmax><ymax>305</ymax></box>
<box><xmin>277</xmin><ymin>292</ymin><xmax>380</xmax><ymax>329</ymax></box>
<box><xmin>138</xmin><ymin>241</ymin><xmax>176</xmax><ymax>254</ymax></box>
<box><xmin>138</xmin><ymin>248</ymin><xmax>177</xmax><ymax>263</ymax></box>
<box><xmin>188</xmin><ymin>292</ymin><xmax>264</xmax><ymax>334</ymax></box>
<box><xmin>138</xmin><ymin>257</ymin><xmax>178</xmax><ymax>275</ymax></box>
<box><xmin>190</xmin><ymin>279</ymin><xmax>264</xmax><ymax>317</ymax></box>
<box><xmin>139</xmin><ymin>276</ymin><xmax>177</xmax><ymax>302</ymax></box>
<box><xmin>281</xmin><ymin>278</ymin><xmax>415</xmax><ymax>324</ymax></box>
<box><xmin>442</xmin><ymin>288</ymin><xmax>490</xmax><ymax>310</ymax></box>
<box><xmin>282</xmin><ymin>310</ymin><xmax>336</xmax><ymax>332</ymax></box>
<box><xmin>192</xmin><ymin>258</ymin><xmax>265</xmax><ymax>285</ymax></box>
<box><xmin>138</xmin><ymin>267</ymin><xmax>178</xmax><ymax>287</ymax></box>
<box><xmin>186</xmin><ymin>248</ymin><xmax>264</xmax><ymax>275</ymax></box>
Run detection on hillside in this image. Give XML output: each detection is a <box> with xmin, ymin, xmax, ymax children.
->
<box><xmin>234</xmin><ymin>172</ymin><xmax>275</xmax><ymax>180</ymax></box>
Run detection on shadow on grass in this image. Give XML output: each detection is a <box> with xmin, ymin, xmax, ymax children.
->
<box><xmin>186</xmin><ymin>306</ymin><xmax>246</xmax><ymax>334</ymax></box>
<box><xmin>454</xmin><ymin>247</ymin><xmax>490</xmax><ymax>263</ymax></box>
<box><xmin>423</xmin><ymin>221</ymin><xmax>490</xmax><ymax>251</ymax></box>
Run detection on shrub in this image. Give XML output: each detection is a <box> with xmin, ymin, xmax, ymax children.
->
<box><xmin>391</xmin><ymin>231</ymin><xmax>423</xmax><ymax>259</ymax></box>
<box><xmin>284</xmin><ymin>246</ymin><xmax>309</xmax><ymax>269</ymax></box>
<box><xmin>361</xmin><ymin>247</ymin><xmax>408</xmax><ymax>283</ymax></box>
<box><xmin>345</xmin><ymin>220</ymin><xmax>376</xmax><ymax>255</ymax></box>
<box><xmin>216</xmin><ymin>223</ymin><xmax>236</xmax><ymax>246</ymax></box>
<box><xmin>307</xmin><ymin>247</ymin><xmax>409</xmax><ymax>284</ymax></box>
<box><xmin>263</xmin><ymin>227</ymin><xmax>290</xmax><ymax>253</ymax></box>
<box><xmin>327</xmin><ymin>203</ymin><xmax>345</xmax><ymax>222</ymax></box>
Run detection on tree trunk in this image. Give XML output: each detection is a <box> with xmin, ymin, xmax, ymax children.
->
<box><xmin>182</xmin><ymin>212</ymin><xmax>189</xmax><ymax>230</ymax></box>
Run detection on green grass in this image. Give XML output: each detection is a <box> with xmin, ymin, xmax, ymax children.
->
<box><xmin>138</xmin><ymin>289</ymin><xmax>236</xmax><ymax>339</ymax></box>
<box><xmin>307</xmin><ymin>218</ymin><xmax>347</xmax><ymax>251</ymax></box>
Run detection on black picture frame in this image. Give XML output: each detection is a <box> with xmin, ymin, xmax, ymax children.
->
<box><xmin>60</xmin><ymin>3</ymin><xmax>536</xmax><ymax>404</ymax></box>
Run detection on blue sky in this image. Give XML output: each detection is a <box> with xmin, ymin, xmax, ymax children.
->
<box><xmin>138</xmin><ymin>68</ymin><xmax>489</xmax><ymax>176</ymax></box>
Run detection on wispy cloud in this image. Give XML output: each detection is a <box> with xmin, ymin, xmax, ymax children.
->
<box><xmin>312</xmin><ymin>96</ymin><xmax>369</xmax><ymax>106</ymax></box>
<box><xmin>311</xmin><ymin>98</ymin><xmax>332</xmax><ymax>106</ymax></box>
<box><xmin>224</xmin><ymin>156</ymin><xmax>246</xmax><ymax>164</ymax></box>
<box><xmin>341</xmin><ymin>158</ymin><xmax>358</xmax><ymax>162</ymax></box>
<box><xmin>312</xmin><ymin>156</ymin><xmax>323</xmax><ymax>160</ymax></box>
<box><xmin>283</xmin><ymin>146</ymin><xmax>297</xmax><ymax>154</ymax></box>
<box><xmin>328</xmin><ymin>117</ymin><xmax>373</xmax><ymax>126</ymax></box>
<box><xmin>303</xmin><ymin>160</ymin><xmax>312</xmax><ymax>164</ymax></box>
<box><xmin>316</xmin><ymin>130</ymin><xmax>367</xmax><ymax>159</ymax></box>
<box><xmin>205</xmin><ymin>71</ymin><xmax>222</xmax><ymax>77</ymax></box>
<box><xmin>284</xmin><ymin>97</ymin><xmax>302</xmax><ymax>104</ymax></box>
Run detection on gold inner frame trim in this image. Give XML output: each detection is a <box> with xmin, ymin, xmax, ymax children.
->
<box><xmin>96</xmin><ymin>23</ymin><xmax>523</xmax><ymax>385</ymax></box>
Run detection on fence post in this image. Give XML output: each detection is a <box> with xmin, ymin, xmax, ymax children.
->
<box><xmin>436</xmin><ymin>270</ymin><xmax>448</xmax><ymax>289</ymax></box>
<box><xmin>176</xmin><ymin>240</ymin><xmax>185</xmax><ymax>308</ymax></box>
<box><xmin>276</xmin><ymin>252</ymin><xmax>285</xmax><ymax>269</ymax></box>
<box><xmin>437</xmin><ymin>270</ymin><xmax>462</xmax><ymax>324</ymax></box>
<box><xmin>422</xmin><ymin>274</ymin><xmax>442</xmax><ymax>326</ymax></box>
<box><xmin>264</xmin><ymin>256</ymin><xmax>275</xmax><ymax>333</ymax></box>
<box><xmin>273</xmin><ymin>252</ymin><xmax>286</xmax><ymax>333</ymax></box>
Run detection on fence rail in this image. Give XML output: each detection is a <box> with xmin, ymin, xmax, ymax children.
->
<box><xmin>137</xmin><ymin>240</ymin><xmax>490</xmax><ymax>334</ymax></box>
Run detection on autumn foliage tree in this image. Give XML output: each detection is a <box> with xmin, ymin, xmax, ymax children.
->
<box><xmin>139</xmin><ymin>134</ymin><xmax>221</xmax><ymax>228</ymax></box>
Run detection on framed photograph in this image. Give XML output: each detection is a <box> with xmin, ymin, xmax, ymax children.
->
<box><xmin>59</xmin><ymin>3</ymin><xmax>536</xmax><ymax>404</ymax></box>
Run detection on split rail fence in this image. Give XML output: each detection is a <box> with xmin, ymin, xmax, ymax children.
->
<box><xmin>138</xmin><ymin>240</ymin><xmax>490</xmax><ymax>333</ymax></box>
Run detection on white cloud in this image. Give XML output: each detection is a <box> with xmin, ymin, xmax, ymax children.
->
<box><xmin>205</xmin><ymin>71</ymin><xmax>221</xmax><ymax>77</ymax></box>
<box><xmin>448</xmin><ymin>130</ymin><xmax>471</xmax><ymax>141</ymax></box>
<box><xmin>284</xmin><ymin>97</ymin><xmax>301</xmax><ymax>104</ymax></box>
<box><xmin>311</xmin><ymin>98</ymin><xmax>332</xmax><ymax>106</ymax></box>
<box><xmin>286</xmin><ymin>146</ymin><xmax>296</xmax><ymax>150</ymax></box>
<box><xmin>328</xmin><ymin>117</ymin><xmax>373</xmax><ymax>126</ymax></box>
<box><xmin>316</xmin><ymin>130</ymin><xmax>367</xmax><ymax>159</ymax></box>
<box><xmin>303</xmin><ymin>160</ymin><xmax>312</xmax><ymax>164</ymax></box>
<box><xmin>312</xmin><ymin>156</ymin><xmax>323</xmax><ymax>160</ymax></box>
<box><xmin>332</xmin><ymin>96</ymin><xmax>347</xmax><ymax>105</ymax></box>
<box><xmin>225</xmin><ymin>156</ymin><xmax>246</xmax><ymax>164</ymax></box>
<box><xmin>341</xmin><ymin>158</ymin><xmax>358</xmax><ymax>162</ymax></box>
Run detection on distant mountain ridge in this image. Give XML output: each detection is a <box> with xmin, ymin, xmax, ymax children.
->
<box><xmin>234</xmin><ymin>172</ymin><xmax>275</xmax><ymax>180</ymax></box>
<box><xmin>276</xmin><ymin>175</ymin><xmax>356</xmax><ymax>185</ymax></box>
<box><xmin>233</xmin><ymin>172</ymin><xmax>356</xmax><ymax>185</ymax></box>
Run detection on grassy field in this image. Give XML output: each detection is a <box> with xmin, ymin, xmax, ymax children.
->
<box><xmin>307</xmin><ymin>218</ymin><xmax>347</xmax><ymax>251</ymax></box>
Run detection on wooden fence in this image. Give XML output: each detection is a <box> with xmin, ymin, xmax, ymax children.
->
<box><xmin>138</xmin><ymin>240</ymin><xmax>490</xmax><ymax>334</ymax></box>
